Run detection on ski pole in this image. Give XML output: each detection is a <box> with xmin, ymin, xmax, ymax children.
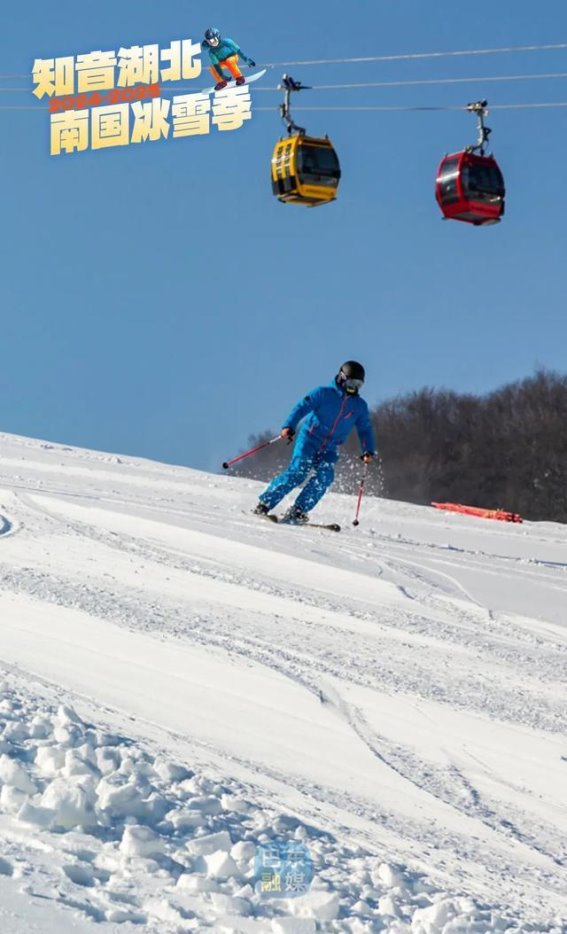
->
<box><xmin>222</xmin><ymin>435</ymin><xmax>282</xmax><ymax>470</ymax></box>
<box><xmin>352</xmin><ymin>462</ymin><xmax>368</xmax><ymax>526</ymax></box>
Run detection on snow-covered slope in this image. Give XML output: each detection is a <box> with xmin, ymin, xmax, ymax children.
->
<box><xmin>0</xmin><ymin>432</ymin><xmax>566</xmax><ymax>933</ymax></box>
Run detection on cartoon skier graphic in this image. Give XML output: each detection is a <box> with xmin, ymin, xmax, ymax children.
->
<box><xmin>202</xmin><ymin>27</ymin><xmax>256</xmax><ymax>90</ymax></box>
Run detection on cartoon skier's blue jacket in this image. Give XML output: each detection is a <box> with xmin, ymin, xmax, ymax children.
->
<box><xmin>202</xmin><ymin>37</ymin><xmax>249</xmax><ymax>68</ymax></box>
<box><xmin>284</xmin><ymin>381</ymin><xmax>376</xmax><ymax>455</ymax></box>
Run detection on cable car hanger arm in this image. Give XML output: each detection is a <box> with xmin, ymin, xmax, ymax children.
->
<box><xmin>278</xmin><ymin>73</ymin><xmax>311</xmax><ymax>135</ymax></box>
<box><xmin>466</xmin><ymin>99</ymin><xmax>492</xmax><ymax>155</ymax></box>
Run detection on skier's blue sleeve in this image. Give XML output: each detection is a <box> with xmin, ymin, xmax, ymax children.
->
<box><xmin>223</xmin><ymin>38</ymin><xmax>242</xmax><ymax>57</ymax></box>
<box><xmin>224</xmin><ymin>37</ymin><xmax>254</xmax><ymax>65</ymax></box>
<box><xmin>356</xmin><ymin>402</ymin><xmax>376</xmax><ymax>454</ymax></box>
<box><xmin>283</xmin><ymin>387</ymin><xmax>323</xmax><ymax>430</ymax></box>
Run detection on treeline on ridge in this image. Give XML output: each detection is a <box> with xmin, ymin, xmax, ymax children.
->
<box><xmin>230</xmin><ymin>370</ymin><xmax>567</xmax><ymax>523</ymax></box>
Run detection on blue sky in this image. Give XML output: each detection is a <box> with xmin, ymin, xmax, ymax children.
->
<box><xmin>1</xmin><ymin>1</ymin><xmax>566</xmax><ymax>472</ymax></box>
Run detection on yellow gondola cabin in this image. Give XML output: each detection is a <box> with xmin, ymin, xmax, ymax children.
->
<box><xmin>271</xmin><ymin>134</ymin><xmax>341</xmax><ymax>207</ymax></box>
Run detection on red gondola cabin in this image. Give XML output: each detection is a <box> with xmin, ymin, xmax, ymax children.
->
<box><xmin>436</xmin><ymin>150</ymin><xmax>505</xmax><ymax>226</ymax></box>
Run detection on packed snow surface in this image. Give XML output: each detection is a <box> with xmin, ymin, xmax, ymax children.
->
<box><xmin>0</xmin><ymin>431</ymin><xmax>566</xmax><ymax>933</ymax></box>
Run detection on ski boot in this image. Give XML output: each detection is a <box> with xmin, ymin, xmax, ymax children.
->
<box><xmin>280</xmin><ymin>505</ymin><xmax>309</xmax><ymax>525</ymax></box>
<box><xmin>235</xmin><ymin>76</ymin><xmax>246</xmax><ymax>86</ymax></box>
<box><xmin>215</xmin><ymin>79</ymin><xmax>228</xmax><ymax>91</ymax></box>
<box><xmin>253</xmin><ymin>502</ymin><xmax>278</xmax><ymax>523</ymax></box>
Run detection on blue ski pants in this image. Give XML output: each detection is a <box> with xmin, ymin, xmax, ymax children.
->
<box><xmin>259</xmin><ymin>439</ymin><xmax>338</xmax><ymax>513</ymax></box>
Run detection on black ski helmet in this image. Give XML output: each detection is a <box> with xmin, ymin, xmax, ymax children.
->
<box><xmin>204</xmin><ymin>27</ymin><xmax>221</xmax><ymax>43</ymax></box>
<box><xmin>336</xmin><ymin>360</ymin><xmax>365</xmax><ymax>394</ymax></box>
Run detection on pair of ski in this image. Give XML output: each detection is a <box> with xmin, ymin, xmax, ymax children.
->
<box><xmin>257</xmin><ymin>512</ymin><xmax>341</xmax><ymax>533</ymax></box>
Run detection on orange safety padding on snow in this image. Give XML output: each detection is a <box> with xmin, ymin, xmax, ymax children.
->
<box><xmin>431</xmin><ymin>502</ymin><xmax>523</xmax><ymax>523</ymax></box>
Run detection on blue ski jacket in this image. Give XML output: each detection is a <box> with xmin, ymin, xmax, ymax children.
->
<box><xmin>202</xmin><ymin>37</ymin><xmax>250</xmax><ymax>68</ymax></box>
<box><xmin>283</xmin><ymin>381</ymin><xmax>376</xmax><ymax>455</ymax></box>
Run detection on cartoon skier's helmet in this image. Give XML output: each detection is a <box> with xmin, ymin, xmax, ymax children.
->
<box><xmin>336</xmin><ymin>360</ymin><xmax>365</xmax><ymax>395</ymax></box>
<box><xmin>204</xmin><ymin>27</ymin><xmax>221</xmax><ymax>45</ymax></box>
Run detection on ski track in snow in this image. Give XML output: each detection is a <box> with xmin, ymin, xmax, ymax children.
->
<box><xmin>3</xmin><ymin>489</ymin><xmax>565</xmax><ymax>735</ymax></box>
<box><xmin>0</xmin><ymin>433</ymin><xmax>566</xmax><ymax>932</ymax></box>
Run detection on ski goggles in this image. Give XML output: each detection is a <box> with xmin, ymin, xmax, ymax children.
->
<box><xmin>343</xmin><ymin>378</ymin><xmax>364</xmax><ymax>393</ymax></box>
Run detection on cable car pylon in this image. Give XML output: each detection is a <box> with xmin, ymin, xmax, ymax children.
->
<box><xmin>271</xmin><ymin>74</ymin><xmax>341</xmax><ymax>207</ymax></box>
<box><xmin>435</xmin><ymin>99</ymin><xmax>506</xmax><ymax>226</ymax></box>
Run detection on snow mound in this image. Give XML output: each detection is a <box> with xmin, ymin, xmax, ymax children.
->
<box><xmin>0</xmin><ymin>677</ymin><xmax>551</xmax><ymax>933</ymax></box>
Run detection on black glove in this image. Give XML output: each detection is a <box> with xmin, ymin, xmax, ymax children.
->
<box><xmin>247</xmin><ymin>58</ymin><xmax>256</xmax><ymax>68</ymax></box>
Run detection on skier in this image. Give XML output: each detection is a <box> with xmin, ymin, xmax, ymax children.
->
<box><xmin>253</xmin><ymin>361</ymin><xmax>376</xmax><ymax>524</ymax></box>
<box><xmin>202</xmin><ymin>27</ymin><xmax>256</xmax><ymax>91</ymax></box>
